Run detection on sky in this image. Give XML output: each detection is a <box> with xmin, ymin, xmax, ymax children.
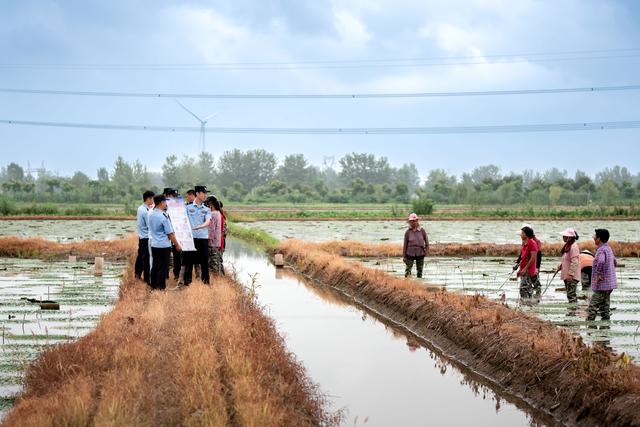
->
<box><xmin>0</xmin><ymin>0</ymin><xmax>639</xmax><ymax>180</ymax></box>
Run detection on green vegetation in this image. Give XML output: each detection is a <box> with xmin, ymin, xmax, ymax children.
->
<box><xmin>228</xmin><ymin>223</ymin><xmax>279</xmax><ymax>250</ymax></box>
<box><xmin>1</xmin><ymin>153</ymin><xmax>639</xmax><ymax>219</ymax></box>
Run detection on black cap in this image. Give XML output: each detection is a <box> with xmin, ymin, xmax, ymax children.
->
<box><xmin>163</xmin><ymin>187</ymin><xmax>178</xmax><ymax>197</ymax></box>
<box><xmin>153</xmin><ymin>195</ymin><xmax>167</xmax><ymax>205</ymax></box>
<box><xmin>195</xmin><ymin>185</ymin><xmax>208</xmax><ymax>193</ymax></box>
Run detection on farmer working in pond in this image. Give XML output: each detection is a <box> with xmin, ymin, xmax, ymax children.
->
<box><xmin>516</xmin><ymin>226</ymin><xmax>538</xmax><ymax>299</ymax></box>
<box><xmin>556</xmin><ymin>228</ymin><xmax>580</xmax><ymax>304</ymax></box>
<box><xmin>149</xmin><ymin>195</ymin><xmax>182</xmax><ymax>290</ymax></box>
<box><xmin>403</xmin><ymin>213</ymin><xmax>429</xmax><ymax>278</ymax></box>
<box><xmin>587</xmin><ymin>229</ymin><xmax>617</xmax><ymax>322</ymax></box>
<box><xmin>134</xmin><ymin>190</ymin><xmax>154</xmax><ymax>285</ymax></box>
<box><xmin>513</xmin><ymin>224</ymin><xmax>542</xmax><ymax>295</ymax></box>
<box><xmin>579</xmin><ymin>250</ymin><xmax>595</xmax><ymax>290</ymax></box>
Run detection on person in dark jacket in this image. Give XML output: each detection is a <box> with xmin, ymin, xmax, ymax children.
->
<box><xmin>403</xmin><ymin>213</ymin><xmax>429</xmax><ymax>278</ymax></box>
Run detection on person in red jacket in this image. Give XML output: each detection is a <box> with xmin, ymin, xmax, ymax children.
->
<box><xmin>517</xmin><ymin>226</ymin><xmax>538</xmax><ymax>299</ymax></box>
<box><xmin>403</xmin><ymin>213</ymin><xmax>429</xmax><ymax>278</ymax></box>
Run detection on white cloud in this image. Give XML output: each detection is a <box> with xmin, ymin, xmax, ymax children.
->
<box><xmin>333</xmin><ymin>9</ymin><xmax>372</xmax><ymax>46</ymax></box>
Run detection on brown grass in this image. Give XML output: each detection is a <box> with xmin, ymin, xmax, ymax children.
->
<box><xmin>277</xmin><ymin>239</ymin><xmax>640</xmax><ymax>426</ymax></box>
<box><xmin>0</xmin><ymin>236</ymin><xmax>137</xmax><ymax>261</ymax></box>
<box><xmin>3</xmin><ymin>249</ymin><xmax>338</xmax><ymax>426</ymax></box>
<box><xmin>311</xmin><ymin>240</ymin><xmax>640</xmax><ymax>258</ymax></box>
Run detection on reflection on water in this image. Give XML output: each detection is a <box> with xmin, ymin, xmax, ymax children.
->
<box><xmin>224</xmin><ymin>239</ymin><xmax>556</xmax><ymax>427</ymax></box>
<box><xmin>241</xmin><ymin>219</ymin><xmax>640</xmax><ymax>244</ymax></box>
<box><xmin>357</xmin><ymin>256</ymin><xmax>640</xmax><ymax>361</ymax></box>
<box><xmin>0</xmin><ymin>258</ymin><xmax>122</xmax><ymax>417</ymax></box>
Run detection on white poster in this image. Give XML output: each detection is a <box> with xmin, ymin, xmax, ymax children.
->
<box><xmin>166</xmin><ymin>197</ymin><xmax>196</xmax><ymax>251</ymax></box>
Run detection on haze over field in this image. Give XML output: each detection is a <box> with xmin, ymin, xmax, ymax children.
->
<box><xmin>0</xmin><ymin>0</ymin><xmax>639</xmax><ymax>178</ymax></box>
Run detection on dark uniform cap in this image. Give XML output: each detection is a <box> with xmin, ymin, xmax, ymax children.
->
<box><xmin>163</xmin><ymin>187</ymin><xmax>178</xmax><ymax>197</ymax></box>
<box><xmin>153</xmin><ymin>195</ymin><xmax>167</xmax><ymax>205</ymax></box>
<box><xmin>195</xmin><ymin>185</ymin><xmax>208</xmax><ymax>193</ymax></box>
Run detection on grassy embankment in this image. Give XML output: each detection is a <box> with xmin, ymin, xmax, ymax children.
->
<box><xmin>273</xmin><ymin>239</ymin><xmax>640</xmax><ymax>426</ymax></box>
<box><xmin>310</xmin><ymin>240</ymin><xmax>640</xmax><ymax>258</ymax></box>
<box><xmin>1</xmin><ymin>238</ymin><xmax>338</xmax><ymax>426</ymax></box>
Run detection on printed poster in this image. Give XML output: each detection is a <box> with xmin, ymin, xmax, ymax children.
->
<box><xmin>165</xmin><ymin>197</ymin><xmax>196</xmax><ymax>251</ymax></box>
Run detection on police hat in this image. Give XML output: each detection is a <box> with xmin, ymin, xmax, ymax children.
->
<box><xmin>163</xmin><ymin>187</ymin><xmax>178</xmax><ymax>197</ymax></box>
<box><xmin>194</xmin><ymin>185</ymin><xmax>208</xmax><ymax>193</ymax></box>
<box><xmin>153</xmin><ymin>195</ymin><xmax>167</xmax><ymax>205</ymax></box>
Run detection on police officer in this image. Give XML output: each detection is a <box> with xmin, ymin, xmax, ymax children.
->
<box><xmin>134</xmin><ymin>190</ymin><xmax>154</xmax><ymax>284</ymax></box>
<box><xmin>149</xmin><ymin>195</ymin><xmax>182</xmax><ymax>290</ymax></box>
<box><xmin>185</xmin><ymin>189</ymin><xmax>196</xmax><ymax>205</ymax></box>
<box><xmin>163</xmin><ymin>187</ymin><xmax>182</xmax><ymax>280</ymax></box>
<box><xmin>184</xmin><ymin>185</ymin><xmax>211</xmax><ymax>285</ymax></box>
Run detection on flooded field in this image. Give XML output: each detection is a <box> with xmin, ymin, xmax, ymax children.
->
<box><xmin>354</xmin><ymin>255</ymin><xmax>640</xmax><ymax>360</ymax></box>
<box><xmin>0</xmin><ymin>220</ymin><xmax>135</xmax><ymax>242</ymax></box>
<box><xmin>0</xmin><ymin>257</ymin><xmax>122</xmax><ymax>415</ymax></box>
<box><xmin>225</xmin><ymin>239</ymin><xmax>555</xmax><ymax>426</ymax></box>
<box><xmin>241</xmin><ymin>219</ymin><xmax>640</xmax><ymax>244</ymax></box>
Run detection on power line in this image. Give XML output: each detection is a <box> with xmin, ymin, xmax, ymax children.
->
<box><xmin>1</xmin><ymin>84</ymin><xmax>639</xmax><ymax>99</ymax></box>
<box><xmin>1</xmin><ymin>50</ymin><xmax>639</xmax><ymax>71</ymax></box>
<box><xmin>2</xmin><ymin>118</ymin><xmax>640</xmax><ymax>135</ymax></box>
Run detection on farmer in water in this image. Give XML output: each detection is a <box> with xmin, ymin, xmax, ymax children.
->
<box><xmin>516</xmin><ymin>226</ymin><xmax>538</xmax><ymax>299</ymax></box>
<box><xmin>587</xmin><ymin>229</ymin><xmax>617</xmax><ymax>322</ymax></box>
<box><xmin>556</xmin><ymin>228</ymin><xmax>580</xmax><ymax>304</ymax></box>
<box><xmin>403</xmin><ymin>213</ymin><xmax>429</xmax><ymax>278</ymax></box>
<box><xmin>513</xmin><ymin>224</ymin><xmax>542</xmax><ymax>296</ymax></box>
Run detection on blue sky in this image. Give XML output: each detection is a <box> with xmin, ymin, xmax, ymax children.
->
<box><xmin>0</xmin><ymin>0</ymin><xmax>639</xmax><ymax>179</ymax></box>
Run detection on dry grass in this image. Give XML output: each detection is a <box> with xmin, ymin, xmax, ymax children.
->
<box><xmin>278</xmin><ymin>239</ymin><xmax>640</xmax><ymax>426</ymax></box>
<box><xmin>0</xmin><ymin>236</ymin><xmax>137</xmax><ymax>261</ymax></box>
<box><xmin>312</xmin><ymin>240</ymin><xmax>640</xmax><ymax>258</ymax></box>
<box><xmin>3</xmin><ymin>250</ymin><xmax>338</xmax><ymax>426</ymax></box>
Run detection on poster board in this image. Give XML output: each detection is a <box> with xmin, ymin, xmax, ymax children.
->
<box><xmin>165</xmin><ymin>197</ymin><xmax>196</xmax><ymax>251</ymax></box>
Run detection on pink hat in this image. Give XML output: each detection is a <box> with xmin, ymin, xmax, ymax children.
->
<box><xmin>408</xmin><ymin>213</ymin><xmax>419</xmax><ymax>221</ymax></box>
<box><xmin>560</xmin><ymin>228</ymin><xmax>577</xmax><ymax>238</ymax></box>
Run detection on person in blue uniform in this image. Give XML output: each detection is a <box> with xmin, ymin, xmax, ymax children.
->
<box><xmin>134</xmin><ymin>190</ymin><xmax>155</xmax><ymax>284</ymax></box>
<box><xmin>163</xmin><ymin>187</ymin><xmax>182</xmax><ymax>280</ymax></box>
<box><xmin>149</xmin><ymin>195</ymin><xmax>182</xmax><ymax>290</ymax></box>
<box><xmin>183</xmin><ymin>185</ymin><xmax>211</xmax><ymax>285</ymax></box>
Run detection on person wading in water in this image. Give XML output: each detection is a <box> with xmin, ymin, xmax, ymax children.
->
<box><xmin>403</xmin><ymin>213</ymin><xmax>429</xmax><ymax>279</ymax></box>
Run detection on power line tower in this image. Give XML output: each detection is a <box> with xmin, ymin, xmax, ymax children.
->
<box><xmin>323</xmin><ymin>156</ymin><xmax>335</xmax><ymax>170</ymax></box>
<box><xmin>26</xmin><ymin>161</ymin><xmax>46</xmax><ymax>179</ymax></box>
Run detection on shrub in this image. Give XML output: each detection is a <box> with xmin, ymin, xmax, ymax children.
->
<box><xmin>411</xmin><ymin>196</ymin><xmax>434</xmax><ymax>215</ymax></box>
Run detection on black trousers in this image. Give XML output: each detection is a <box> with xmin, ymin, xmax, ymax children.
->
<box><xmin>184</xmin><ymin>238</ymin><xmax>210</xmax><ymax>285</ymax></box>
<box><xmin>134</xmin><ymin>238</ymin><xmax>150</xmax><ymax>284</ymax></box>
<box><xmin>167</xmin><ymin>244</ymin><xmax>182</xmax><ymax>279</ymax></box>
<box><xmin>150</xmin><ymin>247</ymin><xmax>171</xmax><ymax>290</ymax></box>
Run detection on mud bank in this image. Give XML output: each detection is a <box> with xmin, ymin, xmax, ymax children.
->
<box><xmin>2</xmin><ymin>251</ymin><xmax>337</xmax><ymax>426</ymax></box>
<box><xmin>0</xmin><ymin>236</ymin><xmax>136</xmax><ymax>261</ymax></box>
<box><xmin>278</xmin><ymin>239</ymin><xmax>640</xmax><ymax>426</ymax></box>
<box><xmin>309</xmin><ymin>240</ymin><xmax>640</xmax><ymax>258</ymax></box>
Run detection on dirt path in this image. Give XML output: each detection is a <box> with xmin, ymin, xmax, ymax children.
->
<box><xmin>1</xmin><ymin>242</ymin><xmax>338</xmax><ymax>426</ymax></box>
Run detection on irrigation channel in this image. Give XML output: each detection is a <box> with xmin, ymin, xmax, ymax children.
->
<box><xmin>354</xmin><ymin>256</ymin><xmax>640</xmax><ymax>360</ymax></box>
<box><xmin>0</xmin><ymin>257</ymin><xmax>122</xmax><ymax>417</ymax></box>
<box><xmin>225</xmin><ymin>239</ymin><xmax>556</xmax><ymax>426</ymax></box>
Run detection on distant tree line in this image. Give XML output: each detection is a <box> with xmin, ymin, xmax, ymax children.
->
<box><xmin>1</xmin><ymin>150</ymin><xmax>638</xmax><ymax>207</ymax></box>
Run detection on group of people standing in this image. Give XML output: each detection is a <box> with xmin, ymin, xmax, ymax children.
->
<box><xmin>134</xmin><ymin>186</ymin><xmax>226</xmax><ymax>291</ymax></box>
<box><xmin>402</xmin><ymin>213</ymin><xmax>619</xmax><ymax>323</ymax></box>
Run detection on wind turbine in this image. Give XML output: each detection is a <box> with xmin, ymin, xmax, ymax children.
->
<box><xmin>175</xmin><ymin>100</ymin><xmax>217</xmax><ymax>153</ymax></box>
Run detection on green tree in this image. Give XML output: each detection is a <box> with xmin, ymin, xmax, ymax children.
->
<box><xmin>276</xmin><ymin>154</ymin><xmax>317</xmax><ymax>185</ymax></box>
<box><xmin>338</xmin><ymin>153</ymin><xmax>392</xmax><ymax>185</ymax></box>
<box><xmin>5</xmin><ymin>163</ymin><xmax>25</xmax><ymax>181</ymax></box>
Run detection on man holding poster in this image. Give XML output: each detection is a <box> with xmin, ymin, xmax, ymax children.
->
<box><xmin>149</xmin><ymin>195</ymin><xmax>182</xmax><ymax>290</ymax></box>
<box><xmin>183</xmin><ymin>185</ymin><xmax>211</xmax><ymax>285</ymax></box>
